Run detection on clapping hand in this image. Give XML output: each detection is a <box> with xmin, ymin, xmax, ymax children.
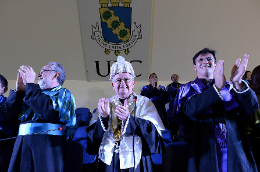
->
<box><xmin>214</xmin><ymin>60</ymin><xmax>225</xmax><ymax>91</ymax></box>
<box><xmin>98</xmin><ymin>98</ymin><xmax>110</xmax><ymax>118</ymax></box>
<box><xmin>18</xmin><ymin>66</ymin><xmax>36</xmax><ymax>85</ymax></box>
<box><xmin>231</xmin><ymin>54</ymin><xmax>249</xmax><ymax>90</ymax></box>
<box><xmin>16</xmin><ymin>72</ymin><xmax>26</xmax><ymax>92</ymax></box>
<box><xmin>115</xmin><ymin>99</ymin><xmax>130</xmax><ymax>121</ymax></box>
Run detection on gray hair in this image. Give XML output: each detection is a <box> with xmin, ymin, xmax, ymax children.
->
<box><xmin>48</xmin><ymin>62</ymin><xmax>66</xmax><ymax>85</ymax></box>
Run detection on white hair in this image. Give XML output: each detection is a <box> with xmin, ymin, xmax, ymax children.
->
<box><xmin>109</xmin><ymin>56</ymin><xmax>135</xmax><ymax>81</ymax></box>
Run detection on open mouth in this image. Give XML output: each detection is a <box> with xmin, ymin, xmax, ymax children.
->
<box><xmin>200</xmin><ymin>65</ymin><xmax>210</xmax><ymax>68</ymax></box>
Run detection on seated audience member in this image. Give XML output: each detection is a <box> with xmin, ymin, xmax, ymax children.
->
<box><xmin>243</xmin><ymin>65</ymin><xmax>260</xmax><ymax>170</ymax></box>
<box><xmin>166</xmin><ymin>74</ymin><xmax>181</xmax><ymax>136</ymax></box>
<box><xmin>2</xmin><ymin>62</ymin><xmax>76</xmax><ymax>172</ymax></box>
<box><xmin>141</xmin><ymin>73</ymin><xmax>169</xmax><ymax>127</ymax></box>
<box><xmin>0</xmin><ymin>74</ymin><xmax>19</xmax><ymax>172</ymax></box>
<box><xmin>171</xmin><ymin>48</ymin><xmax>258</xmax><ymax>172</ymax></box>
<box><xmin>243</xmin><ymin>70</ymin><xmax>252</xmax><ymax>84</ymax></box>
<box><xmin>0</xmin><ymin>74</ymin><xmax>16</xmax><ymax>137</ymax></box>
<box><xmin>86</xmin><ymin>56</ymin><xmax>165</xmax><ymax>172</ymax></box>
<box><xmin>166</xmin><ymin>74</ymin><xmax>181</xmax><ymax>101</ymax></box>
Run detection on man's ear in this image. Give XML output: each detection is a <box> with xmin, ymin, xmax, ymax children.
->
<box><xmin>4</xmin><ymin>86</ymin><xmax>8</xmax><ymax>93</ymax></box>
<box><xmin>53</xmin><ymin>72</ymin><xmax>60</xmax><ymax>79</ymax></box>
<box><xmin>193</xmin><ymin>65</ymin><xmax>197</xmax><ymax>71</ymax></box>
<box><xmin>112</xmin><ymin>82</ymin><xmax>117</xmax><ymax>92</ymax></box>
<box><xmin>132</xmin><ymin>81</ymin><xmax>135</xmax><ymax>87</ymax></box>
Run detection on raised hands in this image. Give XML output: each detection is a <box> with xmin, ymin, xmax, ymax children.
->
<box><xmin>231</xmin><ymin>54</ymin><xmax>249</xmax><ymax>90</ymax></box>
<box><xmin>214</xmin><ymin>60</ymin><xmax>225</xmax><ymax>91</ymax></box>
<box><xmin>98</xmin><ymin>98</ymin><xmax>110</xmax><ymax>118</ymax></box>
<box><xmin>16</xmin><ymin>72</ymin><xmax>26</xmax><ymax>92</ymax></box>
<box><xmin>18</xmin><ymin>66</ymin><xmax>36</xmax><ymax>85</ymax></box>
<box><xmin>98</xmin><ymin>98</ymin><xmax>130</xmax><ymax>121</ymax></box>
<box><xmin>149</xmin><ymin>74</ymin><xmax>160</xmax><ymax>89</ymax></box>
<box><xmin>115</xmin><ymin>99</ymin><xmax>129</xmax><ymax>121</ymax></box>
<box><xmin>151</xmin><ymin>79</ymin><xmax>158</xmax><ymax>88</ymax></box>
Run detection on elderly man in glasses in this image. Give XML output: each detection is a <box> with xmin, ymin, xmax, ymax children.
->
<box><xmin>2</xmin><ymin>62</ymin><xmax>76</xmax><ymax>172</ymax></box>
<box><xmin>87</xmin><ymin>56</ymin><xmax>165</xmax><ymax>172</ymax></box>
<box><xmin>171</xmin><ymin>48</ymin><xmax>258</xmax><ymax>172</ymax></box>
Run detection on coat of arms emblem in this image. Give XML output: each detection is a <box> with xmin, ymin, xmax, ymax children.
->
<box><xmin>91</xmin><ymin>0</ymin><xmax>142</xmax><ymax>56</ymax></box>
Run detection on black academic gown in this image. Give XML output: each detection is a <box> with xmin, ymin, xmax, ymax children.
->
<box><xmin>166</xmin><ymin>82</ymin><xmax>181</xmax><ymax>101</ymax></box>
<box><xmin>2</xmin><ymin>83</ymin><xmax>66</xmax><ymax>172</ymax></box>
<box><xmin>87</xmin><ymin>115</ymin><xmax>165</xmax><ymax>172</ymax></box>
<box><xmin>178</xmin><ymin>80</ymin><xmax>258</xmax><ymax>172</ymax></box>
<box><xmin>141</xmin><ymin>84</ymin><xmax>169</xmax><ymax>128</ymax></box>
<box><xmin>243</xmin><ymin>93</ymin><xmax>260</xmax><ymax>171</ymax></box>
<box><xmin>0</xmin><ymin>97</ymin><xmax>19</xmax><ymax>172</ymax></box>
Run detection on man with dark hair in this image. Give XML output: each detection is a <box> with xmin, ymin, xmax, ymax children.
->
<box><xmin>0</xmin><ymin>74</ymin><xmax>19</xmax><ymax>172</ymax></box>
<box><xmin>0</xmin><ymin>74</ymin><xmax>8</xmax><ymax>96</ymax></box>
<box><xmin>242</xmin><ymin>71</ymin><xmax>252</xmax><ymax>84</ymax></box>
<box><xmin>141</xmin><ymin>73</ymin><xmax>169</xmax><ymax>128</ymax></box>
<box><xmin>171</xmin><ymin>48</ymin><xmax>258</xmax><ymax>172</ymax></box>
<box><xmin>2</xmin><ymin>63</ymin><xmax>76</xmax><ymax>172</ymax></box>
<box><xmin>0</xmin><ymin>74</ymin><xmax>8</xmax><ymax>108</ymax></box>
<box><xmin>166</xmin><ymin>74</ymin><xmax>181</xmax><ymax>135</ymax></box>
<box><xmin>192</xmin><ymin>48</ymin><xmax>216</xmax><ymax>65</ymax></box>
<box><xmin>166</xmin><ymin>74</ymin><xmax>181</xmax><ymax>101</ymax></box>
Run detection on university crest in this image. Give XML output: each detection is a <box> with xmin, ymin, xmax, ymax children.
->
<box><xmin>91</xmin><ymin>0</ymin><xmax>142</xmax><ymax>56</ymax></box>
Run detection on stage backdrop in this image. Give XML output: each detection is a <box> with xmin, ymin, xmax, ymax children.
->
<box><xmin>77</xmin><ymin>0</ymin><xmax>152</xmax><ymax>81</ymax></box>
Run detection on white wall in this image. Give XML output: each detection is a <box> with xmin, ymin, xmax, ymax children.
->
<box><xmin>0</xmin><ymin>0</ymin><xmax>85</xmax><ymax>80</ymax></box>
<box><xmin>1</xmin><ymin>0</ymin><xmax>260</xmax><ymax>110</ymax></box>
<box><xmin>151</xmin><ymin>0</ymin><xmax>260</xmax><ymax>81</ymax></box>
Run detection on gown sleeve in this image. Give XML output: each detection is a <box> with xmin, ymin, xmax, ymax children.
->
<box><xmin>23</xmin><ymin>83</ymin><xmax>60</xmax><ymax>122</ymax></box>
<box><xmin>86</xmin><ymin>116</ymin><xmax>107</xmax><ymax>154</ymax></box>
<box><xmin>183</xmin><ymin>86</ymin><xmax>222</xmax><ymax>117</ymax></box>
<box><xmin>125</xmin><ymin>115</ymin><xmax>165</xmax><ymax>154</ymax></box>
<box><xmin>0</xmin><ymin>90</ymin><xmax>25</xmax><ymax>123</ymax></box>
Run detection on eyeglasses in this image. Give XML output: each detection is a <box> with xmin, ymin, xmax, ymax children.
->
<box><xmin>196</xmin><ymin>57</ymin><xmax>214</xmax><ymax>63</ymax></box>
<box><xmin>114</xmin><ymin>78</ymin><xmax>131</xmax><ymax>84</ymax></box>
<box><xmin>39</xmin><ymin>69</ymin><xmax>56</xmax><ymax>74</ymax></box>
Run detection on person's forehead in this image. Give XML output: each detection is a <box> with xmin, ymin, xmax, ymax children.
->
<box><xmin>114</xmin><ymin>72</ymin><xmax>131</xmax><ymax>79</ymax></box>
<box><xmin>41</xmin><ymin>64</ymin><xmax>51</xmax><ymax>70</ymax></box>
<box><xmin>197</xmin><ymin>53</ymin><xmax>214</xmax><ymax>59</ymax></box>
<box><xmin>172</xmin><ymin>74</ymin><xmax>178</xmax><ymax>78</ymax></box>
<box><xmin>150</xmin><ymin>74</ymin><xmax>157</xmax><ymax>77</ymax></box>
